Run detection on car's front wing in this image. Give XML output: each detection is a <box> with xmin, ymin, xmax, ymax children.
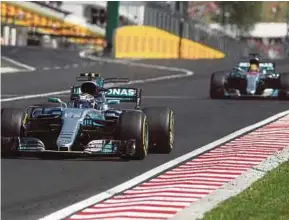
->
<box><xmin>224</xmin><ymin>88</ymin><xmax>280</xmax><ymax>99</ymax></box>
<box><xmin>1</xmin><ymin>137</ymin><xmax>136</xmax><ymax>158</ymax></box>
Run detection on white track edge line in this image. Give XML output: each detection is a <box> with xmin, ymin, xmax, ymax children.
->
<box><xmin>38</xmin><ymin>110</ymin><xmax>289</xmax><ymax>220</ymax></box>
<box><xmin>85</xmin><ymin>55</ymin><xmax>192</xmax><ymax>73</ymax></box>
<box><xmin>1</xmin><ymin>67</ymin><xmax>22</xmax><ymax>74</ymax></box>
<box><xmin>171</xmin><ymin>146</ymin><xmax>289</xmax><ymax>220</ymax></box>
<box><xmin>1</xmin><ymin>56</ymin><xmax>36</xmax><ymax>71</ymax></box>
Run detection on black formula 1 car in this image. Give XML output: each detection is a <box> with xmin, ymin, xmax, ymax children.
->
<box><xmin>210</xmin><ymin>54</ymin><xmax>289</xmax><ymax>99</ymax></box>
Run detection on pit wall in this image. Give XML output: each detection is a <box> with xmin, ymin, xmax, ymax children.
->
<box><xmin>114</xmin><ymin>26</ymin><xmax>225</xmax><ymax>59</ymax></box>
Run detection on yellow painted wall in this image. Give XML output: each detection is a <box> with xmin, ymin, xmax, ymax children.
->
<box><xmin>114</xmin><ymin>26</ymin><xmax>225</xmax><ymax>59</ymax></box>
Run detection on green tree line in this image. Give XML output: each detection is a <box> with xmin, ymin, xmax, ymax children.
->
<box><xmin>217</xmin><ymin>1</ymin><xmax>263</xmax><ymax>32</ymax></box>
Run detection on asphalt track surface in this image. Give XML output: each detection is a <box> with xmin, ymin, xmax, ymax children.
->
<box><xmin>1</xmin><ymin>49</ymin><xmax>289</xmax><ymax>220</ymax></box>
<box><xmin>1</xmin><ymin>46</ymin><xmax>84</xmax><ymax>69</ymax></box>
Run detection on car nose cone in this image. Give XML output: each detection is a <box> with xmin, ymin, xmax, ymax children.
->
<box><xmin>246</xmin><ymin>74</ymin><xmax>258</xmax><ymax>95</ymax></box>
<box><xmin>247</xmin><ymin>91</ymin><xmax>255</xmax><ymax>95</ymax></box>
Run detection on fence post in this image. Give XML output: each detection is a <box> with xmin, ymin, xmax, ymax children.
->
<box><xmin>105</xmin><ymin>1</ymin><xmax>119</xmax><ymax>54</ymax></box>
<box><xmin>178</xmin><ymin>18</ymin><xmax>184</xmax><ymax>59</ymax></box>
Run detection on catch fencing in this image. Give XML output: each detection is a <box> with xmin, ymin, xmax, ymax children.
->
<box><xmin>141</xmin><ymin>4</ymin><xmax>260</xmax><ymax>60</ymax></box>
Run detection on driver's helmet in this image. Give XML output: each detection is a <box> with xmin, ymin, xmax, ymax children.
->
<box><xmin>249</xmin><ymin>57</ymin><xmax>259</xmax><ymax>69</ymax></box>
<box><xmin>76</xmin><ymin>93</ymin><xmax>96</xmax><ymax>108</ymax></box>
<box><xmin>249</xmin><ymin>63</ymin><xmax>259</xmax><ymax>72</ymax></box>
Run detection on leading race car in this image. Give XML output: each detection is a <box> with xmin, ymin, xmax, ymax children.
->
<box><xmin>210</xmin><ymin>54</ymin><xmax>289</xmax><ymax>99</ymax></box>
<box><xmin>1</xmin><ymin>73</ymin><xmax>174</xmax><ymax>160</ymax></box>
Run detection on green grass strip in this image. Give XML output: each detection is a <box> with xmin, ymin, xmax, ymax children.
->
<box><xmin>203</xmin><ymin>161</ymin><xmax>289</xmax><ymax>220</ymax></box>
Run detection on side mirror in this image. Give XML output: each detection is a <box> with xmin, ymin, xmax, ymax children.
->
<box><xmin>48</xmin><ymin>97</ymin><xmax>62</xmax><ymax>103</ymax></box>
<box><xmin>107</xmin><ymin>99</ymin><xmax>120</xmax><ymax>105</ymax></box>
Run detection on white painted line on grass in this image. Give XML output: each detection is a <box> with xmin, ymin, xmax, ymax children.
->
<box><xmin>1</xmin><ymin>59</ymin><xmax>193</xmax><ymax>102</ymax></box>
<box><xmin>1</xmin><ymin>56</ymin><xmax>36</xmax><ymax>71</ymax></box>
<box><xmin>38</xmin><ymin>110</ymin><xmax>289</xmax><ymax>220</ymax></box>
<box><xmin>170</xmin><ymin>146</ymin><xmax>289</xmax><ymax>220</ymax></box>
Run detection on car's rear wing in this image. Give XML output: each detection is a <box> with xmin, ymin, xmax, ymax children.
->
<box><xmin>70</xmin><ymin>86</ymin><xmax>142</xmax><ymax>108</ymax></box>
<box><xmin>105</xmin><ymin>87</ymin><xmax>142</xmax><ymax>108</ymax></box>
<box><xmin>249</xmin><ymin>53</ymin><xmax>260</xmax><ymax>58</ymax></box>
<box><xmin>104</xmin><ymin>78</ymin><xmax>130</xmax><ymax>84</ymax></box>
<box><xmin>76</xmin><ymin>73</ymin><xmax>130</xmax><ymax>84</ymax></box>
<box><xmin>77</xmin><ymin>73</ymin><xmax>100</xmax><ymax>81</ymax></box>
<box><xmin>238</xmin><ymin>62</ymin><xmax>275</xmax><ymax>68</ymax></box>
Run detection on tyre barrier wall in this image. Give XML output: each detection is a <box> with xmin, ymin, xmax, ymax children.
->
<box><xmin>114</xmin><ymin>26</ymin><xmax>225</xmax><ymax>59</ymax></box>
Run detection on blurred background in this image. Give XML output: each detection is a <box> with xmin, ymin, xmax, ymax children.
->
<box><xmin>1</xmin><ymin>1</ymin><xmax>289</xmax><ymax>59</ymax></box>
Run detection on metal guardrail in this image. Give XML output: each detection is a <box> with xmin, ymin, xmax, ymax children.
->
<box><xmin>1</xmin><ymin>2</ymin><xmax>269</xmax><ymax>59</ymax></box>
<box><xmin>142</xmin><ymin>4</ymin><xmax>255</xmax><ymax>60</ymax></box>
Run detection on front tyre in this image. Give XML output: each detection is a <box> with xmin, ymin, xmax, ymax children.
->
<box><xmin>1</xmin><ymin>108</ymin><xmax>24</xmax><ymax>155</ymax></box>
<box><xmin>118</xmin><ymin>111</ymin><xmax>149</xmax><ymax>160</ymax></box>
<box><xmin>1</xmin><ymin>108</ymin><xmax>24</xmax><ymax>137</ymax></box>
<box><xmin>278</xmin><ymin>73</ymin><xmax>289</xmax><ymax>100</ymax></box>
<box><xmin>210</xmin><ymin>72</ymin><xmax>227</xmax><ymax>99</ymax></box>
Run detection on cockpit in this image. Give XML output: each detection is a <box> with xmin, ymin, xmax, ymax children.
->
<box><xmin>72</xmin><ymin>93</ymin><xmax>97</xmax><ymax>109</ymax></box>
<box><xmin>69</xmin><ymin>81</ymin><xmax>108</xmax><ymax>110</ymax></box>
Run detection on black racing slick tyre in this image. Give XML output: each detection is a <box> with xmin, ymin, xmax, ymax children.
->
<box><xmin>142</xmin><ymin>107</ymin><xmax>174</xmax><ymax>154</ymax></box>
<box><xmin>1</xmin><ymin>108</ymin><xmax>24</xmax><ymax>137</ymax></box>
<box><xmin>1</xmin><ymin>108</ymin><xmax>24</xmax><ymax>155</ymax></box>
<box><xmin>118</xmin><ymin>111</ymin><xmax>149</xmax><ymax>160</ymax></box>
<box><xmin>278</xmin><ymin>73</ymin><xmax>289</xmax><ymax>100</ymax></box>
<box><xmin>210</xmin><ymin>72</ymin><xmax>227</xmax><ymax>99</ymax></box>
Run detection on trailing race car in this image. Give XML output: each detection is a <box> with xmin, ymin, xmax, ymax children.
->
<box><xmin>210</xmin><ymin>54</ymin><xmax>289</xmax><ymax>99</ymax></box>
<box><xmin>1</xmin><ymin>73</ymin><xmax>174</xmax><ymax>160</ymax></box>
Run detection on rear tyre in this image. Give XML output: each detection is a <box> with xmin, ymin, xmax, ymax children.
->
<box><xmin>142</xmin><ymin>107</ymin><xmax>174</xmax><ymax>154</ymax></box>
<box><xmin>1</xmin><ymin>108</ymin><xmax>24</xmax><ymax>155</ymax></box>
<box><xmin>118</xmin><ymin>111</ymin><xmax>148</xmax><ymax>160</ymax></box>
<box><xmin>210</xmin><ymin>72</ymin><xmax>227</xmax><ymax>99</ymax></box>
<box><xmin>278</xmin><ymin>73</ymin><xmax>289</xmax><ymax>100</ymax></box>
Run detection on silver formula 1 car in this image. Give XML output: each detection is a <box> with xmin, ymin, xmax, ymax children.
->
<box><xmin>1</xmin><ymin>73</ymin><xmax>174</xmax><ymax>160</ymax></box>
